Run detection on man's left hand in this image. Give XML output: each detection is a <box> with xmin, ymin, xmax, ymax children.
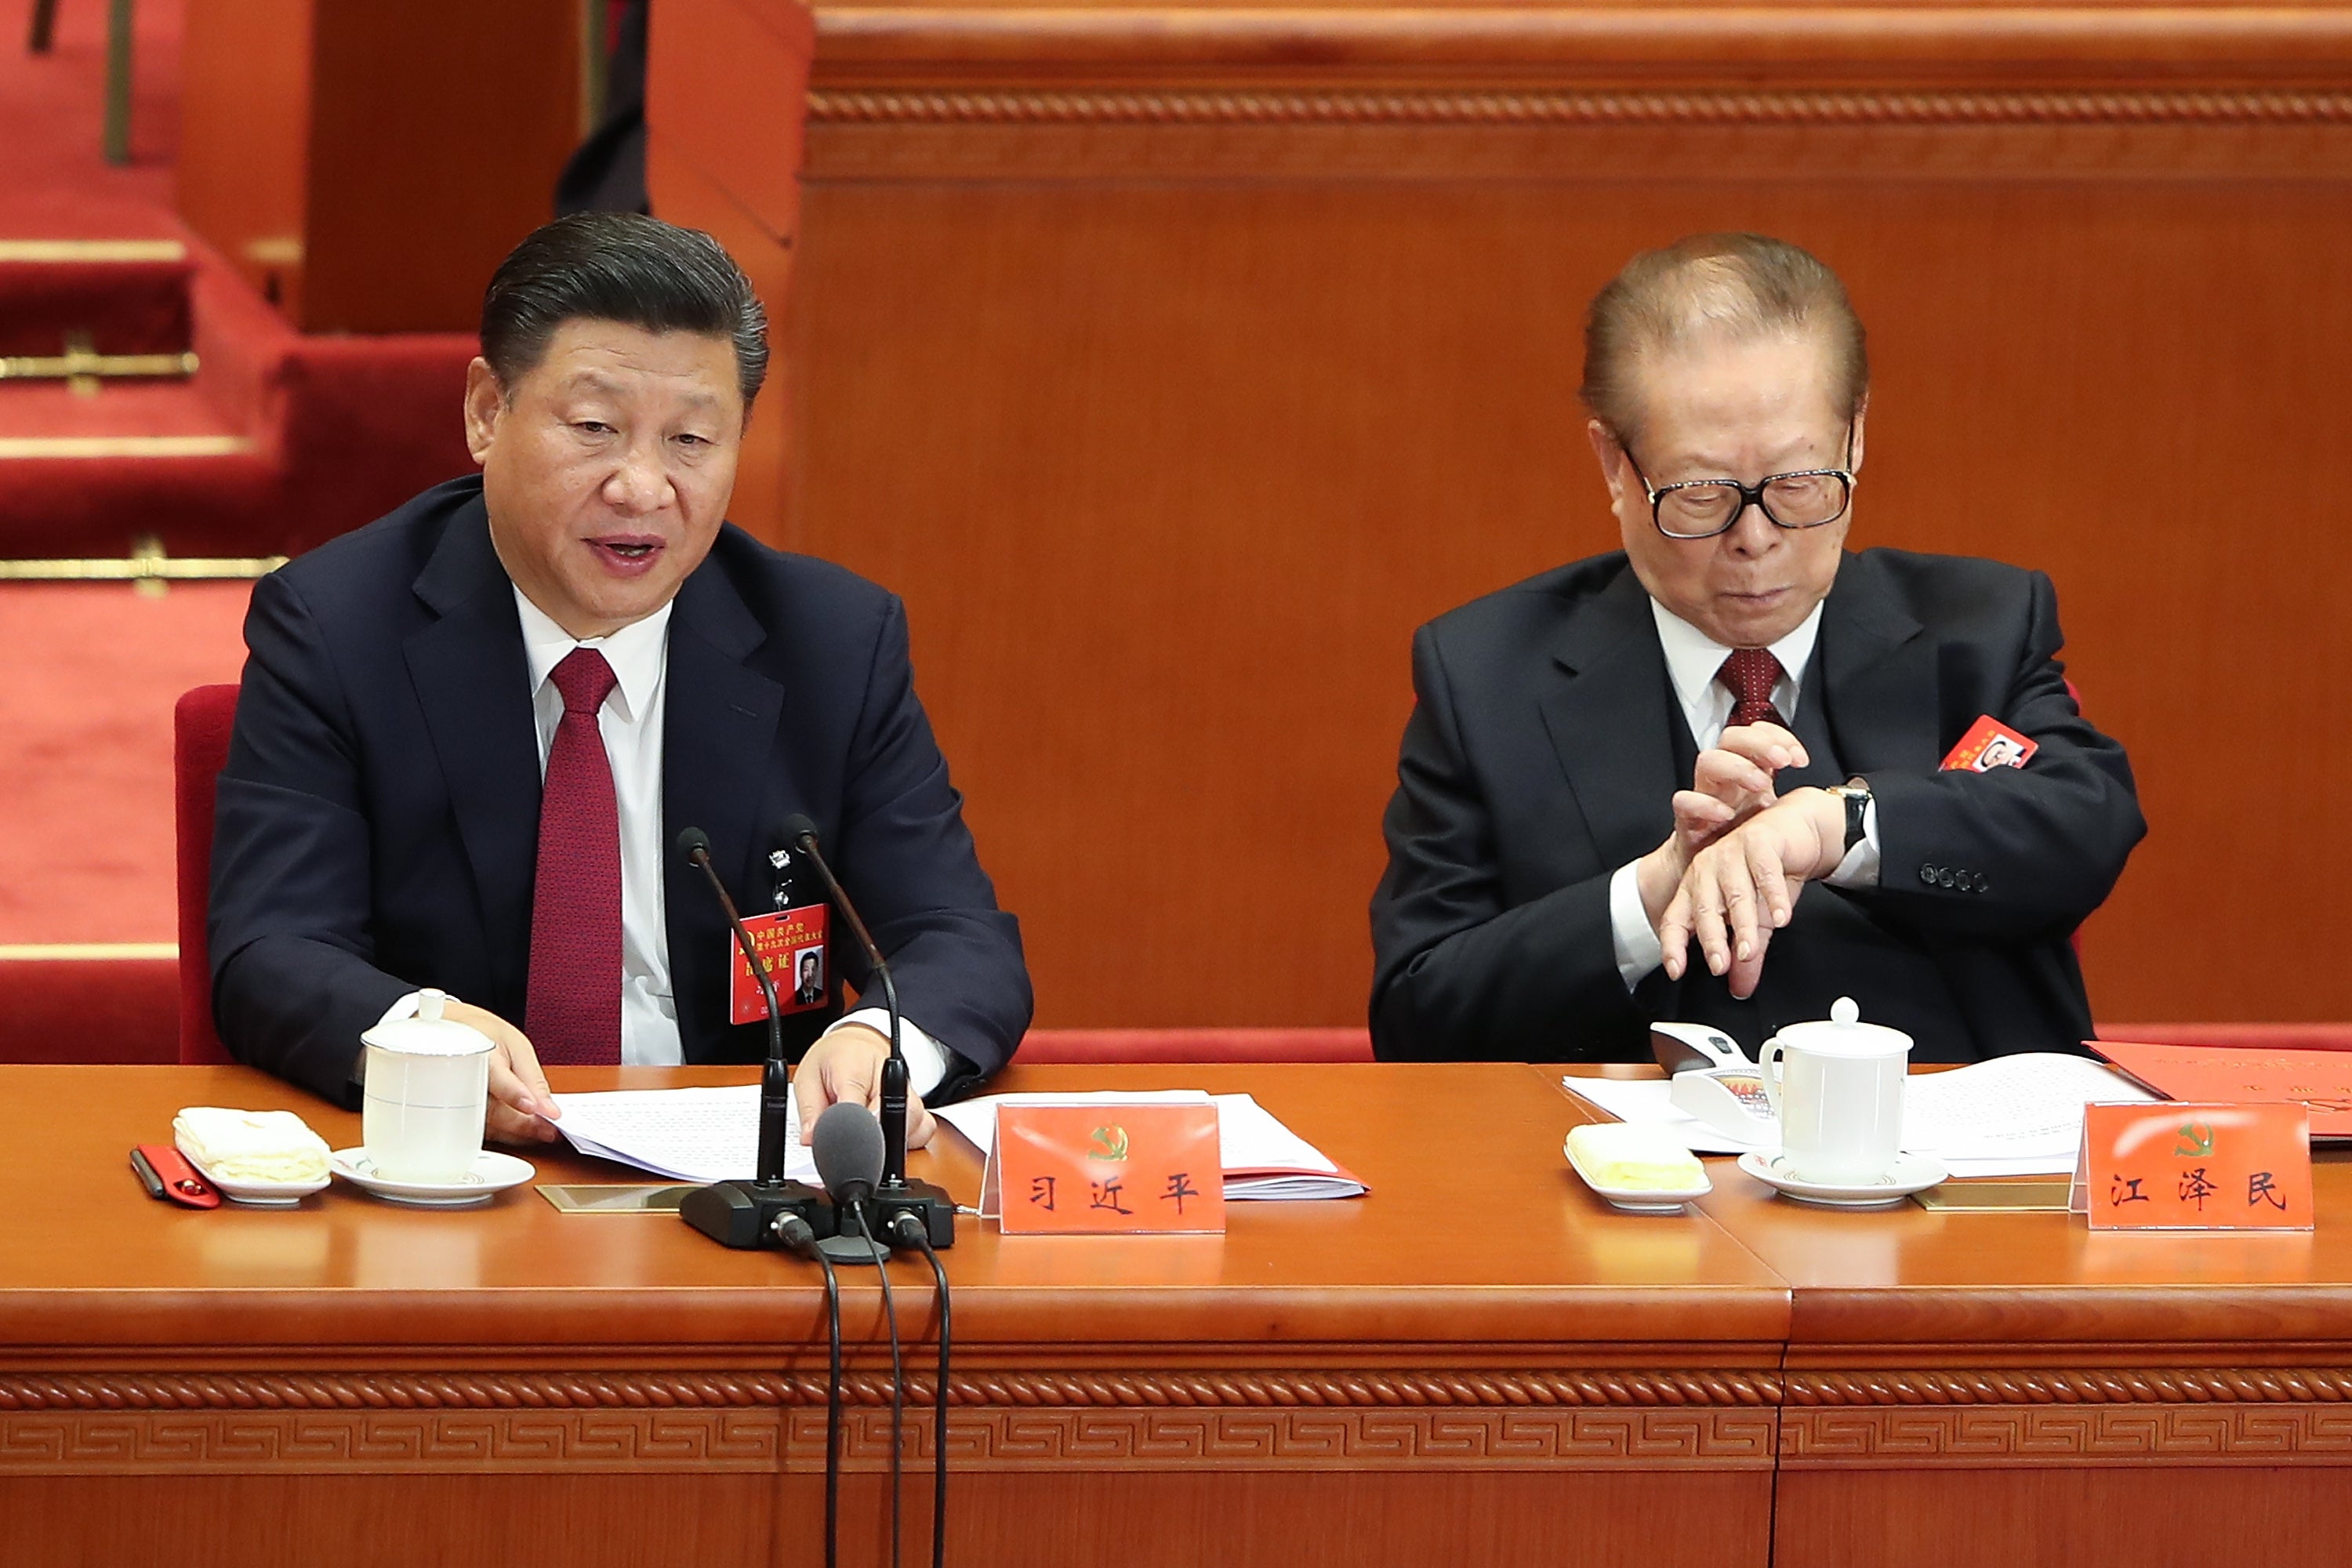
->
<box><xmin>1658</xmin><ymin>787</ymin><xmax>1848</xmax><ymax>999</ymax></box>
<box><xmin>793</xmin><ymin>1022</ymin><xmax>938</xmax><ymax>1149</ymax></box>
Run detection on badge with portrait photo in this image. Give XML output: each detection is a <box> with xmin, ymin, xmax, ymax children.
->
<box><xmin>730</xmin><ymin>906</ymin><xmax>830</xmax><ymax>1023</ymax></box>
<box><xmin>1941</xmin><ymin>715</ymin><xmax>2039</xmax><ymax>773</ymax></box>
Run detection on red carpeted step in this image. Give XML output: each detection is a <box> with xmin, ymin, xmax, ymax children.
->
<box><xmin>0</xmin><ymin>241</ymin><xmax>194</xmax><ymax>358</ymax></box>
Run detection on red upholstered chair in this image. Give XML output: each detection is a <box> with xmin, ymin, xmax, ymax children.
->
<box><xmin>1015</xmin><ymin>1028</ymin><xmax>1374</xmax><ymax>1065</ymax></box>
<box><xmin>173</xmin><ymin>684</ymin><xmax>240</xmax><ymax>1064</ymax></box>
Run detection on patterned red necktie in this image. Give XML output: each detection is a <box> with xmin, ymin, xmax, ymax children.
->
<box><xmin>1717</xmin><ymin>647</ymin><xmax>1789</xmax><ymax>731</ymax></box>
<box><xmin>524</xmin><ymin>648</ymin><xmax>622</xmax><ymax>1065</ymax></box>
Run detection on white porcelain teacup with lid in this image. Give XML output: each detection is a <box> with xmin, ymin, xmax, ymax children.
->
<box><xmin>1759</xmin><ymin>997</ymin><xmax>1912</xmax><ymax>1185</ymax></box>
<box><xmin>359</xmin><ymin>988</ymin><xmax>494</xmax><ymax>1184</ymax></box>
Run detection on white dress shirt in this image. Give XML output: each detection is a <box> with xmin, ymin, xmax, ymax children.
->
<box><xmin>376</xmin><ymin>588</ymin><xmax>951</xmax><ymax>1095</ymax></box>
<box><xmin>1606</xmin><ymin>598</ymin><xmax>1881</xmax><ymax>989</ymax></box>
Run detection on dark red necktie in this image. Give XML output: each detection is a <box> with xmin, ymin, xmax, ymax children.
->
<box><xmin>524</xmin><ymin>648</ymin><xmax>622</xmax><ymax>1065</ymax></box>
<box><xmin>1717</xmin><ymin>647</ymin><xmax>1789</xmax><ymax>731</ymax></box>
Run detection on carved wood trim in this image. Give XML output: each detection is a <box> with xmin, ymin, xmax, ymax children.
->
<box><xmin>1781</xmin><ymin>1407</ymin><xmax>2352</xmax><ymax>1468</ymax></box>
<box><xmin>808</xmin><ymin>89</ymin><xmax>2352</xmax><ymax>129</ymax></box>
<box><xmin>0</xmin><ymin>1368</ymin><xmax>1782</xmax><ymax>1413</ymax></box>
<box><xmin>793</xmin><ymin>1406</ymin><xmax>1780</xmax><ymax>1471</ymax></box>
<box><xmin>1782</xmin><ymin>1368</ymin><xmax>2352</xmax><ymax>1406</ymax></box>
<box><xmin>0</xmin><ymin>1369</ymin><xmax>1781</xmax><ymax>1475</ymax></box>
<box><xmin>800</xmin><ymin>89</ymin><xmax>2352</xmax><ymax>181</ymax></box>
<box><xmin>1781</xmin><ymin>1367</ymin><xmax>2352</xmax><ymax>1468</ymax></box>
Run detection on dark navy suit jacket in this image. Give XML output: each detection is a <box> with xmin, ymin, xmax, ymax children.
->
<box><xmin>1370</xmin><ymin>549</ymin><xmax>2144</xmax><ymax>1064</ymax></box>
<box><xmin>210</xmin><ymin>476</ymin><xmax>1031</xmax><ymax>1105</ymax></box>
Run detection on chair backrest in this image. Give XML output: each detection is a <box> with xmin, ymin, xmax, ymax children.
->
<box><xmin>174</xmin><ymin>684</ymin><xmax>241</xmax><ymax>1064</ymax></box>
<box><xmin>1014</xmin><ymin>1028</ymin><xmax>1374</xmax><ymax>1065</ymax></box>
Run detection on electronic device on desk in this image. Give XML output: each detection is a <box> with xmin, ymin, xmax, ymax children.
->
<box><xmin>1651</xmin><ymin>1022</ymin><xmax>1778</xmax><ymax>1145</ymax></box>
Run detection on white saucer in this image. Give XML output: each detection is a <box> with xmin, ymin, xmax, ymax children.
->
<box><xmin>1564</xmin><ymin>1134</ymin><xmax>1713</xmax><ymax>1213</ymax></box>
<box><xmin>331</xmin><ymin>1149</ymin><xmax>535</xmax><ymax>1207</ymax></box>
<box><xmin>1737</xmin><ymin>1150</ymin><xmax>1949</xmax><ymax>1208</ymax></box>
<box><xmin>174</xmin><ymin>1136</ymin><xmax>330</xmax><ymax>1207</ymax></box>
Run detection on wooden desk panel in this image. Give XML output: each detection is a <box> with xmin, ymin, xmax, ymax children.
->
<box><xmin>0</xmin><ymin>1063</ymin><xmax>1783</xmax><ymax>1567</ymax></box>
<box><xmin>1560</xmin><ymin>1066</ymin><xmax>2352</xmax><ymax>1568</ymax></box>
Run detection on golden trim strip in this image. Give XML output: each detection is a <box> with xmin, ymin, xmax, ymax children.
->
<box><xmin>0</xmin><ymin>435</ymin><xmax>252</xmax><ymax>459</ymax></box>
<box><xmin>0</xmin><ymin>352</ymin><xmax>198</xmax><ymax>382</ymax></box>
<box><xmin>0</xmin><ymin>944</ymin><xmax>179</xmax><ymax>961</ymax></box>
<box><xmin>0</xmin><ymin>239</ymin><xmax>187</xmax><ymax>264</ymax></box>
<box><xmin>0</xmin><ymin>556</ymin><xmax>283</xmax><ymax>581</ymax></box>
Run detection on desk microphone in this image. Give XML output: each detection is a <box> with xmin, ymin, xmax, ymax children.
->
<box><xmin>675</xmin><ymin>826</ymin><xmax>834</xmax><ymax>1249</ymax></box>
<box><xmin>781</xmin><ymin>814</ymin><xmax>956</xmax><ymax>1247</ymax></box>
<box><xmin>810</xmin><ymin>1102</ymin><xmax>889</xmax><ymax>1266</ymax></box>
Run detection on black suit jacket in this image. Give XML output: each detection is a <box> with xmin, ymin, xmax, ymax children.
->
<box><xmin>210</xmin><ymin>476</ymin><xmax>1032</xmax><ymax>1105</ymax></box>
<box><xmin>1370</xmin><ymin>549</ymin><xmax>2143</xmax><ymax>1064</ymax></box>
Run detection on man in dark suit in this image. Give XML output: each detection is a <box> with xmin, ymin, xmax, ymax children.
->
<box><xmin>211</xmin><ymin>213</ymin><xmax>1030</xmax><ymax>1143</ymax></box>
<box><xmin>1370</xmin><ymin>234</ymin><xmax>2142</xmax><ymax>1064</ymax></box>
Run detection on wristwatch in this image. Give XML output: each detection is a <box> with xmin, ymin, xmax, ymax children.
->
<box><xmin>1824</xmin><ymin>780</ymin><xmax>1871</xmax><ymax>856</ymax></box>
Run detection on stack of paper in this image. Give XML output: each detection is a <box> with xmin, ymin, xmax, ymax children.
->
<box><xmin>553</xmin><ymin>1083</ymin><xmax>817</xmax><ymax>1185</ymax></box>
<box><xmin>1563</xmin><ymin>1052</ymin><xmax>2153</xmax><ymax>1177</ymax></box>
<box><xmin>932</xmin><ymin>1090</ymin><xmax>1366</xmax><ymax>1200</ymax></box>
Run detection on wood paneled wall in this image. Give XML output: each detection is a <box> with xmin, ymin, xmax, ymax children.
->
<box><xmin>654</xmin><ymin>2</ymin><xmax>2352</xmax><ymax>1030</ymax></box>
<box><xmin>179</xmin><ymin>0</ymin><xmax>583</xmax><ymax>332</ymax></box>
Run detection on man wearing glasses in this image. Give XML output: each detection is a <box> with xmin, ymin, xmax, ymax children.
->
<box><xmin>1370</xmin><ymin>233</ymin><xmax>2143</xmax><ymax>1064</ymax></box>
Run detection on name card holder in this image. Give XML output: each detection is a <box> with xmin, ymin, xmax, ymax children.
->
<box><xmin>982</xmin><ymin>1102</ymin><xmax>1226</xmax><ymax>1235</ymax></box>
<box><xmin>2069</xmin><ymin>1101</ymin><xmax>2312</xmax><ymax>1231</ymax></box>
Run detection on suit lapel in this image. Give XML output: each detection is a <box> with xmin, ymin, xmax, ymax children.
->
<box><xmin>401</xmin><ymin>503</ymin><xmax>541</xmax><ymax>1004</ymax></box>
<box><xmin>1819</xmin><ymin>553</ymin><xmax>1941</xmax><ymax>774</ymax></box>
<box><xmin>1538</xmin><ymin>566</ymin><xmax>1680</xmax><ymax>861</ymax></box>
<box><xmin>662</xmin><ymin>559</ymin><xmax>787</xmax><ymax>1058</ymax></box>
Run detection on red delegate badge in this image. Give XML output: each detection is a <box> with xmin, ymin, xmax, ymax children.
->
<box><xmin>728</xmin><ymin>905</ymin><xmax>831</xmax><ymax>1024</ymax></box>
<box><xmin>1942</xmin><ymin>715</ymin><xmax>2039</xmax><ymax>772</ymax></box>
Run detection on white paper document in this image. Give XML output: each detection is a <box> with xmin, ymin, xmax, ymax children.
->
<box><xmin>932</xmin><ymin>1091</ymin><xmax>1365</xmax><ymax>1200</ymax></box>
<box><xmin>1563</xmin><ymin>1052</ymin><xmax>2154</xmax><ymax>1177</ymax></box>
<box><xmin>552</xmin><ymin>1083</ymin><xmax>818</xmax><ymax>1185</ymax></box>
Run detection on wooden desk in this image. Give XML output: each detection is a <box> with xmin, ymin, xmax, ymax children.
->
<box><xmin>1562</xmin><ymin>1066</ymin><xmax>2352</xmax><ymax>1567</ymax></box>
<box><xmin>0</xmin><ymin>1062</ymin><xmax>1784</xmax><ymax>1567</ymax></box>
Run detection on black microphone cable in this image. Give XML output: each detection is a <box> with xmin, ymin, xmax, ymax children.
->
<box><xmin>854</xmin><ymin>1198</ymin><xmax>907</xmax><ymax>1568</ymax></box>
<box><xmin>887</xmin><ymin>1210</ymin><xmax>951</xmax><ymax>1568</ymax></box>
<box><xmin>775</xmin><ymin>1212</ymin><xmax>844</xmax><ymax>1568</ymax></box>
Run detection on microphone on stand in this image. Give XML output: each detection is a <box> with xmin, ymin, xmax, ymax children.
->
<box><xmin>780</xmin><ymin>814</ymin><xmax>956</xmax><ymax>1247</ymax></box>
<box><xmin>675</xmin><ymin>826</ymin><xmax>835</xmax><ymax>1249</ymax></box>
<box><xmin>810</xmin><ymin>1102</ymin><xmax>909</xmax><ymax>1568</ymax></box>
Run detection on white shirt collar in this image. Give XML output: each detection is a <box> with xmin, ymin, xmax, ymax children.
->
<box><xmin>513</xmin><ymin>587</ymin><xmax>673</xmax><ymax>723</ymax></box>
<box><xmin>1649</xmin><ymin>596</ymin><xmax>1827</xmax><ymax>722</ymax></box>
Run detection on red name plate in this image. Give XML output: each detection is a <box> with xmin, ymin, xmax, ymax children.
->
<box><xmin>728</xmin><ymin>904</ymin><xmax>830</xmax><ymax>1024</ymax></box>
<box><xmin>2070</xmin><ymin>1102</ymin><xmax>2311</xmax><ymax>1231</ymax></box>
<box><xmin>1941</xmin><ymin>714</ymin><xmax>2039</xmax><ymax>772</ymax></box>
<box><xmin>985</xmin><ymin>1103</ymin><xmax>1226</xmax><ymax>1235</ymax></box>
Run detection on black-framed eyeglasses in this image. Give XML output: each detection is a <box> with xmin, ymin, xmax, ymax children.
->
<box><xmin>1619</xmin><ymin>426</ymin><xmax>1857</xmax><ymax>540</ymax></box>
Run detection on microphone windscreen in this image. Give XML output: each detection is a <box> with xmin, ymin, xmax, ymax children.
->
<box><xmin>811</xmin><ymin>1101</ymin><xmax>886</xmax><ymax>1198</ymax></box>
<box><xmin>781</xmin><ymin>812</ymin><xmax>819</xmax><ymax>848</ymax></box>
<box><xmin>676</xmin><ymin>826</ymin><xmax>712</xmax><ymax>862</ymax></box>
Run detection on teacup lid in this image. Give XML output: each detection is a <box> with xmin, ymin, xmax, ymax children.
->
<box><xmin>1769</xmin><ymin>996</ymin><xmax>1912</xmax><ymax>1059</ymax></box>
<box><xmin>361</xmin><ymin>989</ymin><xmax>494</xmax><ymax>1057</ymax></box>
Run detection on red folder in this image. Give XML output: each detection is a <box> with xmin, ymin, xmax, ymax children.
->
<box><xmin>2092</xmin><ymin>1039</ymin><xmax>2352</xmax><ymax>1141</ymax></box>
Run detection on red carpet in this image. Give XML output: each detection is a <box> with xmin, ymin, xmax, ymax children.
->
<box><xmin>0</xmin><ymin>581</ymin><xmax>251</xmax><ymax>945</ymax></box>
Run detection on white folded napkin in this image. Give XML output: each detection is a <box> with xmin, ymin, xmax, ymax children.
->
<box><xmin>172</xmin><ymin>1107</ymin><xmax>332</xmax><ymax>1184</ymax></box>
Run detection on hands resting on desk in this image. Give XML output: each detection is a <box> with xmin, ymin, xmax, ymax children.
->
<box><xmin>439</xmin><ymin>1002</ymin><xmax>938</xmax><ymax>1152</ymax></box>
<box><xmin>1630</xmin><ymin>723</ymin><xmax>1855</xmax><ymax>1000</ymax></box>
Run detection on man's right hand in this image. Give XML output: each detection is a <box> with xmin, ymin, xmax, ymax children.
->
<box><xmin>440</xmin><ymin>1000</ymin><xmax>562</xmax><ymax>1145</ymax></box>
<box><xmin>1635</xmin><ymin>722</ymin><xmax>1810</xmax><ymax>933</ymax></box>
